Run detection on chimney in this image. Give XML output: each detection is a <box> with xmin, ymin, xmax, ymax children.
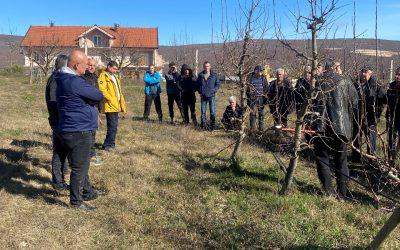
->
<box><xmin>49</xmin><ymin>20</ymin><xmax>55</xmax><ymax>27</ymax></box>
<box><xmin>112</xmin><ymin>23</ymin><xmax>120</xmax><ymax>32</ymax></box>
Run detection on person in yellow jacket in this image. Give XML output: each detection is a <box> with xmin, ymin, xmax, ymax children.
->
<box><xmin>98</xmin><ymin>61</ymin><xmax>126</xmax><ymax>151</ymax></box>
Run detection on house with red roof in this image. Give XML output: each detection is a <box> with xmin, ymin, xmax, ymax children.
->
<box><xmin>21</xmin><ymin>24</ymin><xmax>165</xmax><ymax>74</ymax></box>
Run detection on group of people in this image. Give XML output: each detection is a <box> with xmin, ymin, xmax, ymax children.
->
<box><xmin>44</xmin><ymin>52</ymin><xmax>224</xmax><ymax>210</ymax></box>
<box><xmin>143</xmin><ymin>61</ymin><xmax>220</xmax><ymax>130</ymax></box>
<box><xmin>45</xmin><ymin>49</ymin><xmax>400</xmax><ymax>209</ymax></box>
<box><xmin>221</xmin><ymin>60</ymin><xmax>400</xmax><ymax>200</ymax></box>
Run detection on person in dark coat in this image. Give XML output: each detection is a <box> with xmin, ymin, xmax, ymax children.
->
<box><xmin>247</xmin><ymin>65</ymin><xmax>268</xmax><ymax>131</ymax></box>
<box><xmin>165</xmin><ymin>62</ymin><xmax>183</xmax><ymax>123</ymax></box>
<box><xmin>197</xmin><ymin>61</ymin><xmax>220</xmax><ymax>130</ymax></box>
<box><xmin>179</xmin><ymin>64</ymin><xmax>198</xmax><ymax>125</ymax></box>
<box><xmin>268</xmin><ymin>68</ymin><xmax>294</xmax><ymax>128</ymax></box>
<box><xmin>82</xmin><ymin>58</ymin><xmax>102</xmax><ymax>166</ymax></box>
<box><xmin>386</xmin><ymin>67</ymin><xmax>400</xmax><ymax>164</ymax></box>
<box><xmin>45</xmin><ymin>54</ymin><xmax>69</xmax><ymax>191</ymax></box>
<box><xmin>351</xmin><ymin>67</ymin><xmax>386</xmax><ymax>161</ymax></box>
<box><xmin>56</xmin><ymin>50</ymin><xmax>104</xmax><ymax>211</ymax></box>
<box><xmin>82</xmin><ymin>58</ymin><xmax>99</xmax><ymax>87</ymax></box>
<box><xmin>310</xmin><ymin>59</ymin><xmax>359</xmax><ymax>199</ymax></box>
<box><xmin>221</xmin><ymin>96</ymin><xmax>242</xmax><ymax>130</ymax></box>
<box><xmin>294</xmin><ymin>65</ymin><xmax>312</xmax><ymax>115</ymax></box>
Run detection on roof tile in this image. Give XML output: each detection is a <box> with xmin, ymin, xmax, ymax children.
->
<box><xmin>21</xmin><ymin>25</ymin><xmax>158</xmax><ymax>48</ymax></box>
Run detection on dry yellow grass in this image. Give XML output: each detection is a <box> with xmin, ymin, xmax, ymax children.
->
<box><xmin>0</xmin><ymin>74</ymin><xmax>399</xmax><ymax>248</ymax></box>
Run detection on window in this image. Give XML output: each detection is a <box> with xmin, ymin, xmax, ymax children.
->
<box><xmin>93</xmin><ymin>35</ymin><xmax>102</xmax><ymax>47</ymax></box>
<box><xmin>33</xmin><ymin>52</ymin><xmax>40</xmax><ymax>62</ymax></box>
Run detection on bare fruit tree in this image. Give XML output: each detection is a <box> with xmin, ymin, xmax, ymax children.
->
<box><xmin>101</xmin><ymin>30</ymin><xmax>146</xmax><ymax>78</ymax></box>
<box><xmin>272</xmin><ymin>0</ymin><xmax>339</xmax><ymax>194</ymax></box>
<box><xmin>213</xmin><ymin>0</ymin><xmax>269</xmax><ymax>166</ymax></box>
<box><xmin>22</xmin><ymin>34</ymin><xmax>65</xmax><ymax>83</ymax></box>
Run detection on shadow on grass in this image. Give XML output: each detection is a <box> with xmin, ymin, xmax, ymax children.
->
<box><xmin>11</xmin><ymin>139</ymin><xmax>52</xmax><ymax>151</ymax></box>
<box><xmin>163</xmin><ymin>152</ymin><xmax>279</xmax><ymax>194</ymax></box>
<box><xmin>0</xmin><ymin>148</ymin><xmax>65</xmax><ymax>206</ymax></box>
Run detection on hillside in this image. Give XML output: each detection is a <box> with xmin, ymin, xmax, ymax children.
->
<box><xmin>0</xmin><ymin>74</ymin><xmax>398</xmax><ymax>248</ymax></box>
<box><xmin>1</xmin><ymin>33</ymin><xmax>400</xmax><ymax>79</ymax></box>
<box><xmin>159</xmin><ymin>38</ymin><xmax>400</xmax><ymax>79</ymax></box>
<box><xmin>0</xmin><ymin>34</ymin><xmax>23</xmax><ymax>68</ymax></box>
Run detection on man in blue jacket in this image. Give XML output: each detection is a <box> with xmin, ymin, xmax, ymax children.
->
<box><xmin>197</xmin><ymin>61</ymin><xmax>220</xmax><ymax>130</ymax></box>
<box><xmin>56</xmin><ymin>50</ymin><xmax>104</xmax><ymax>211</ymax></box>
<box><xmin>143</xmin><ymin>64</ymin><xmax>163</xmax><ymax>122</ymax></box>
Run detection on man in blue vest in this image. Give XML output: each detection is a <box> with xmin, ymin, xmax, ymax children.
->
<box><xmin>197</xmin><ymin>61</ymin><xmax>220</xmax><ymax>130</ymax></box>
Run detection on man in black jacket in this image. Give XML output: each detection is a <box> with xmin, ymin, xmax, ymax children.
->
<box><xmin>45</xmin><ymin>54</ymin><xmax>69</xmax><ymax>191</ymax></box>
<box><xmin>268</xmin><ymin>68</ymin><xmax>293</xmax><ymax>128</ymax></box>
<box><xmin>179</xmin><ymin>64</ymin><xmax>198</xmax><ymax>125</ymax></box>
<box><xmin>386</xmin><ymin>67</ymin><xmax>400</xmax><ymax>164</ymax></box>
<box><xmin>352</xmin><ymin>67</ymin><xmax>386</xmax><ymax>161</ymax></box>
<box><xmin>311</xmin><ymin>59</ymin><xmax>358</xmax><ymax>199</ymax></box>
<box><xmin>82</xmin><ymin>58</ymin><xmax>102</xmax><ymax>166</ymax></box>
<box><xmin>294</xmin><ymin>65</ymin><xmax>311</xmax><ymax>115</ymax></box>
<box><xmin>165</xmin><ymin>62</ymin><xmax>183</xmax><ymax>124</ymax></box>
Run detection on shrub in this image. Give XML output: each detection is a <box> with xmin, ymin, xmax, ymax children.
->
<box><xmin>0</xmin><ymin>64</ymin><xmax>24</xmax><ymax>76</ymax></box>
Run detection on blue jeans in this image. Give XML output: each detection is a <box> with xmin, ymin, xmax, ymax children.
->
<box><xmin>201</xmin><ymin>96</ymin><xmax>216</xmax><ymax>129</ymax></box>
<box><xmin>103</xmin><ymin>112</ymin><xmax>119</xmax><ymax>148</ymax></box>
<box><xmin>249</xmin><ymin>96</ymin><xmax>265</xmax><ymax>130</ymax></box>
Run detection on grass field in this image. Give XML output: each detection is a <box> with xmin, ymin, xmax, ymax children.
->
<box><xmin>0</xmin><ymin>74</ymin><xmax>399</xmax><ymax>249</ymax></box>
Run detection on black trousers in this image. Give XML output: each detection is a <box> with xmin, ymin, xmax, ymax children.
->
<box><xmin>167</xmin><ymin>93</ymin><xmax>183</xmax><ymax>119</ymax></box>
<box><xmin>388</xmin><ymin>126</ymin><xmax>400</xmax><ymax>162</ymax></box>
<box><xmin>144</xmin><ymin>94</ymin><xmax>163</xmax><ymax>120</ymax></box>
<box><xmin>51</xmin><ymin>129</ymin><xmax>69</xmax><ymax>187</ymax></box>
<box><xmin>313</xmin><ymin>134</ymin><xmax>349</xmax><ymax>198</ymax></box>
<box><xmin>249</xmin><ymin>96</ymin><xmax>265</xmax><ymax>130</ymax></box>
<box><xmin>269</xmin><ymin>104</ymin><xmax>289</xmax><ymax>127</ymax></box>
<box><xmin>90</xmin><ymin>131</ymin><xmax>97</xmax><ymax>158</ymax></box>
<box><xmin>57</xmin><ymin>131</ymin><xmax>94</xmax><ymax>205</ymax></box>
<box><xmin>103</xmin><ymin>112</ymin><xmax>119</xmax><ymax>148</ymax></box>
<box><xmin>182</xmin><ymin>92</ymin><xmax>197</xmax><ymax>124</ymax></box>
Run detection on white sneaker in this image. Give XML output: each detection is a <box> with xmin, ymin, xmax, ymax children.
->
<box><xmin>91</xmin><ymin>155</ymin><xmax>103</xmax><ymax>166</ymax></box>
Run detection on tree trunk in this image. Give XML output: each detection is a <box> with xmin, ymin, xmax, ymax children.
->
<box><xmin>369</xmin><ymin>207</ymin><xmax>400</xmax><ymax>249</ymax></box>
<box><xmin>231</xmin><ymin>77</ymin><xmax>248</xmax><ymax>165</ymax></box>
<box><xmin>29</xmin><ymin>52</ymin><xmax>33</xmax><ymax>84</ymax></box>
<box><xmin>280</xmin><ymin>26</ymin><xmax>318</xmax><ymax>194</ymax></box>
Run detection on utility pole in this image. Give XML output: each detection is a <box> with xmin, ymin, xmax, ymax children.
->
<box><xmin>195</xmin><ymin>49</ymin><xmax>199</xmax><ymax>75</ymax></box>
<box><xmin>390</xmin><ymin>60</ymin><xmax>394</xmax><ymax>82</ymax></box>
<box><xmin>375</xmin><ymin>0</ymin><xmax>378</xmax><ymax>76</ymax></box>
<box><xmin>29</xmin><ymin>51</ymin><xmax>33</xmax><ymax>84</ymax></box>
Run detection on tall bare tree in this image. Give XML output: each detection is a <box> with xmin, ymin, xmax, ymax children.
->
<box><xmin>273</xmin><ymin>0</ymin><xmax>339</xmax><ymax>194</ymax></box>
<box><xmin>101</xmin><ymin>30</ymin><xmax>146</xmax><ymax>78</ymax></box>
<box><xmin>213</xmin><ymin>0</ymin><xmax>269</xmax><ymax>165</ymax></box>
<box><xmin>22</xmin><ymin>34</ymin><xmax>64</xmax><ymax>83</ymax></box>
